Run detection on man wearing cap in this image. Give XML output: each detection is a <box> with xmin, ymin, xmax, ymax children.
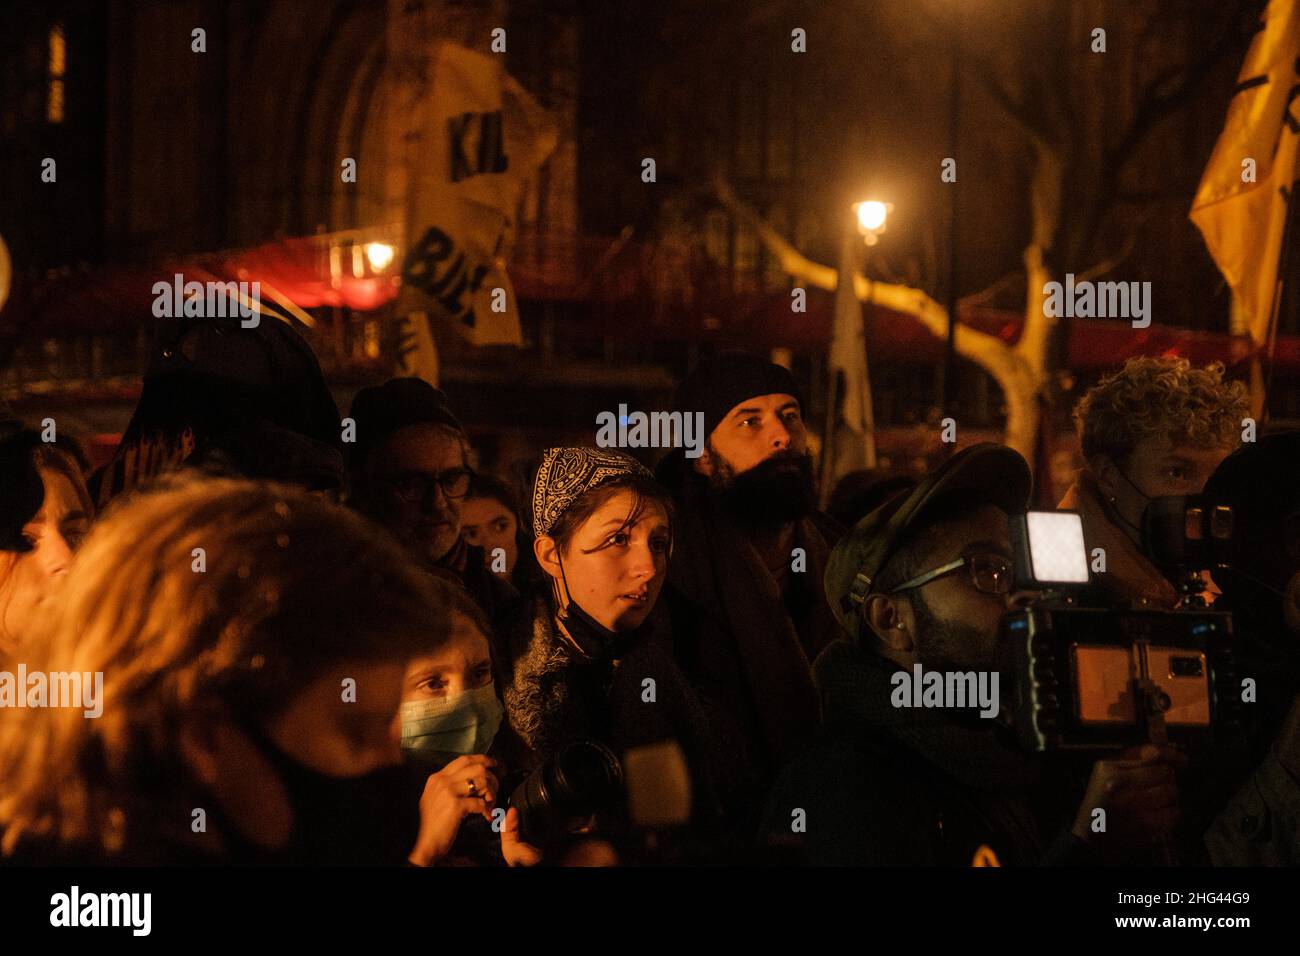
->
<box><xmin>347</xmin><ymin>378</ymin><xmax>518</xmax><ymax>640</ymax></box>
<box><xmin>762</xmin><ymin>443</ymin><xmax>1182</xmax><ymax>865</ymax></box>
<box><xmin>655</xmin><ymin>351</ymin><xmax>842</xmax><ymax>826</ymax></box>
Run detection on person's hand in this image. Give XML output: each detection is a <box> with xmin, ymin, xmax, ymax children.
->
<box><xmin>1071</xmin><ymin>744</ymin><xmax>1186</xmax><ymax>847</ymax></box>
<box><xmin>500</xmin><ymin>807</ymin><xmax>543</xmax><ymax>867</ymax></box>
<box><xmin>408</xmin><ymin>755</ymin><xmax>499</xmax><ymax>867</ymax></box>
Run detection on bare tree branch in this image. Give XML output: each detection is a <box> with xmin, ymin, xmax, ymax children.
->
<box><xmin>711</xmin><ymin>174</ymin><xmax>1044</xmax><ymax>458</ymax></box>
<box><xmin>1103</xmin><ymin>23</ymin><xmax>1248</xmax><ymax>187</ymax></box>
<box><xmin>968</xmin><ymin>56</ymin><xmax>1053</xmax><ymax>150</ymax></box>
<box><xmin>1074</xmin><ymin>232</ymin><xmax>1138</xmax><ymax>284</ymax></box>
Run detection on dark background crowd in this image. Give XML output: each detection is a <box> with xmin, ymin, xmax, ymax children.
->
<box><xmin>2</xmin><ymin>334</ymin><xmax>1300</xmax><ymax>867</ymax></box>
<box><xmin>2</xmin><ymin>0</ymin><xmax>1300</xmax><ymax>870</ymax></box>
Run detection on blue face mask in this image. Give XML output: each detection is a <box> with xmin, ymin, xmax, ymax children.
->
<box><xmin>400</xmin><ymin>684</ymin><xmax>504</xmax><ymax>769</ymax></box>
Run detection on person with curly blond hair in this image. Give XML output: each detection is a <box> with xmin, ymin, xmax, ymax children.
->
<box><xmin>1060</xmin><ymin>356</ymin><xmax>1249</xmax><ymax>605</ymax></box>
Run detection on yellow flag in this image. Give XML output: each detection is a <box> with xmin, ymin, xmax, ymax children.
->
<box><xmin>1190</xmin><ymin>0</ymin><xmax>1300</xmax><ymax>346</ymax></box>
<box><xmin>396</xmin><ymin>42</ymin><xmax>558</xmax><ymax>348</ymax></box>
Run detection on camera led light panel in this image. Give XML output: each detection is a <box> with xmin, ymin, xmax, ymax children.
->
<box><xmin>1026</xmin><ymin>511</ymin><xmax>1090</xmax><ymax>584</ymax></box>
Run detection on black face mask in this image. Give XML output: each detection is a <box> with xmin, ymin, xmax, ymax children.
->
<box><xmin>714</xmin><ymin>450</ymin><xmax>816</xmax><ymax>529</ymax></box>
<box><xmin>557</xmin><ymin>594</ymin><xmax>643</xmax><ymax>662</ymax></box>
<box><xmin>552</xmin><ymin>550</ymin><xmax>647</xmax><ymax>664</ymax></box>
<box><xmin>211</xmin><ymin>718</ymin><xmax>417</xmax><ymax>865</ymax></box>
<box><xmin>1107</xmin><ymin>465</ymin><xmax>1153</xmax><ymax>538</ymax></box>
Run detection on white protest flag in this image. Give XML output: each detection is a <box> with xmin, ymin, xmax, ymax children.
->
<box><xmin>396</xmin><ymin>41</ymin><xmax>558</xmax><ymax>352</ymax></box>
<box><xmin>825</xmin><ymin>226</ymin><xmax>877</xmax><ymax>486</ymax></box>
<box><xmin>1190</xmin><ymin>0</ymin><xmax>1300</xmax><ymax>347</ymax></box>
<box><xmin>394</xmin><ymin>310</ymin><xmax>440</xmax><ymax>384</ymax></box>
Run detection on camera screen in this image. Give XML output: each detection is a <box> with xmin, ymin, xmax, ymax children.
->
<box><xmin>1068</xmin><ymin>642</ymin><xmax>1211</xmax><ymax>728</ymax></box>
<box><xmin>1026</xmin><ymin>511</ymin><xmax>1090</xmax><ymax>585</ymax></box>
<box><xmin>1071</xmin><ymin>644</ymin><xmax>1138</xmax><ymax>725</ymax></box>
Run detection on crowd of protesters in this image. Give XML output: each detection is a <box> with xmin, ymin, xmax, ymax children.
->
<box><xmin>1</xmin><ymin>310</ymin><xmax>1299</xmax><ymax>867</ymax></box>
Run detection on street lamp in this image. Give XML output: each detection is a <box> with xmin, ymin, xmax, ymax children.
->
<box><xmin>853</xmin><ymin>201</ymin><xmax>891</xmax><ymax>244</ymax></box>
<box><xmin>365</xmin><ymin>241</ymin><xmax>396</xmax><ymax>273</ymax></box>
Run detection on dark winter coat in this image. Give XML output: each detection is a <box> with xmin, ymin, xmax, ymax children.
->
<box><xmin>499</xmin><ymin>595</ymin><xmax>731</xmax><ymax>832</ymax></box>
<box><xmin>761</xmin><ymin>639</ymin><xmax>1093</xmax><ymax>866</ymax></box>
<box><xmin>655</xmin><ymin>450</ymin><xmax>843</xmax><ymax>825</ymax></box>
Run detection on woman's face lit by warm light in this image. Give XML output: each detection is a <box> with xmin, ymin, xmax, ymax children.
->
<box><xmin>461</xmin><ymin>496</ymin><xmax>519</xmax><ymax>575</ymax></box>
<box><xmin>0</xmin><ymin>467</ymin><xmax>90</xmax><ymax>654</ymax></box>
<box><xmin>536</xmin><ymin>489</ymin><xmax>670</xmax><ymax>632</ymax></box>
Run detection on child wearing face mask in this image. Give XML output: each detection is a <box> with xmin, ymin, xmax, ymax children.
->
<box><xmin>401</xmin><ymin>581</ymin><xmax>540</xmax><ymax>865</ymax></box>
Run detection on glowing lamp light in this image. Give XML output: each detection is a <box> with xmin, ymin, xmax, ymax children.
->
<box><xmin>365</xmin><ymin>242</ymin><xmax>396</xmax><ymax>273</ymax></box>
<box><xmin>855</xmin><ymin>201</ymin><xmax>889</xmax><ymax>234</ymax></box>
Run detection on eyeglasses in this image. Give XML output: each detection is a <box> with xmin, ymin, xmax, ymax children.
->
<box><xmin>380</xmin><ymin>468</ymin><xmax>474</xmax><ymax>503</ymax></box>
<box><xmin>889</xmin><ymin>552</ymin><xmax>1014</xmax><ymax>596</ymax></box>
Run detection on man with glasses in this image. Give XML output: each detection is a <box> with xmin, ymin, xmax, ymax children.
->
<box><xmin>761</xmin><ymin>444</ymin><xmax>1181</xmax><ymax>865</ymax></box>
<box><xmin>346</xmin><ymin>378</ymin><xmax>518</xmax><ymax>639</ymax></box>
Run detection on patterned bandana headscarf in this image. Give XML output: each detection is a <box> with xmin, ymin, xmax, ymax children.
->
<box><xmin>531</xmin><ymin>447</ymin><xmax>651</xmax><ymax>538</ymax></box>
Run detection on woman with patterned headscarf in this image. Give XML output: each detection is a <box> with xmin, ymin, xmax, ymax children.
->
<box><xmin>499</xmin><ymin>447</ymin><xmax>732</xmax><ymax>856</ymax></box>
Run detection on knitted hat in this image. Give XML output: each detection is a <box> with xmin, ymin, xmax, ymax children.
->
<box><xmin>347</xmin><ymin>378</ymin><xmax>465</xmax><ymax>470</ymax></box>
<box><xmin>673</xmin><ymin>351</ymin><xmax>804</xmax><ymax>441</ymax></box>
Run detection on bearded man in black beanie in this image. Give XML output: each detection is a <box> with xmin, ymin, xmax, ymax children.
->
<box><xmin>655</xmin><ymin>351</ymin><xmax>842</xmax><ymax>832</ymax></box>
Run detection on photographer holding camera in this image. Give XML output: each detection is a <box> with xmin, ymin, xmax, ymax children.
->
<box><xmin>1062</xmin><ymin>357</ymin><xmax>1248</xmax><ymax>607</ymax></box>
<box><xmin>498</xmin><ymin>447</ymin><xmax>728</xmax><ymax>857</ymax></box>
<box><xmin>761</xmin><ymin>444</ymin><xmax>1183</xmax><ymax>865</ymax></box>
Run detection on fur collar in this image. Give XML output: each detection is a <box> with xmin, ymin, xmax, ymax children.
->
<box><xmin>503</xmin><ymin>599</ymin><xmax>604</xmax><ymax>757</ymax></box>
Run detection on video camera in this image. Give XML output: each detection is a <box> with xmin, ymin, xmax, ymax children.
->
<box><xmin>1006</xmin><ymin>501</ymin><xmax>1244</xmax><ymax>752</ymax></box>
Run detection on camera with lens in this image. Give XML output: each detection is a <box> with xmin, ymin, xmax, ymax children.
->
<box><xmin>1005</xmin><ymin>503</ymin><xmax>1244</xmax><ymax>752</ymax></box>
<box><xmin>508</xmin><ymin>739</ymin><xmax>624</xmax><ymax>846</ymax></box>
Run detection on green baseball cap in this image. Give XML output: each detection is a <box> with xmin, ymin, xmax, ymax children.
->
<box><xmin>824</xmin><ymin>443</ymin><xmax>1032</xmax><ymax>639</ymax></box>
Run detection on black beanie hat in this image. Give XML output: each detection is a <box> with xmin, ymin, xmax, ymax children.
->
<box><xmin>673</xmin><ymin>351</ymin><xmax>805</xmax><ymax>440</ymax></box>
<box><xmin>347</xmin><ymin>377</ymin><xmax>465</xmax><ymax>470</ymax></box>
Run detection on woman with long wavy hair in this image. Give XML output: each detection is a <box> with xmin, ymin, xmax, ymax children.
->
<box><xmin>0</xmin><ymin>476</ymin><xmax>458</xmax><ymax>865</ymax></box>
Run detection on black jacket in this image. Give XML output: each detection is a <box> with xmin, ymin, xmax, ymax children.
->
<box><xmin>499</xmin><ymin>595</ymin><xmax>731</xmax><ymax>835</ymax></box>
<box><xmin>654</xmin><ymin>449</ymin><xmax>843</xmax><ymax>825</ymax></box>
<box><xmin>762</xmin><ymin>640</ymin><xmax>1093</xmax><ymax>865</ymax></box>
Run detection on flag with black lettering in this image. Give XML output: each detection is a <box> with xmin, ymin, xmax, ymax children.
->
<box><xmin>1190</xmin><ymin>0</ymin><xmax>1299</xmax><ymax>346</ymax></box>
<box><xmin>397</xmin><ymin>41</ymin><xmax>557</xmax><ymax>348</ymax></box>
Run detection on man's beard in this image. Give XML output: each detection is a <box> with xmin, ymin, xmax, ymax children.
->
<box><xmin>707</xmin><ymin>446</ymin><xmax>816</xmax><ymax>530</ymax></box>
<box><xmin>908</xmin><ymin>589</ymin><xmax>1001</xmax><ymax>676</ymax></box>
